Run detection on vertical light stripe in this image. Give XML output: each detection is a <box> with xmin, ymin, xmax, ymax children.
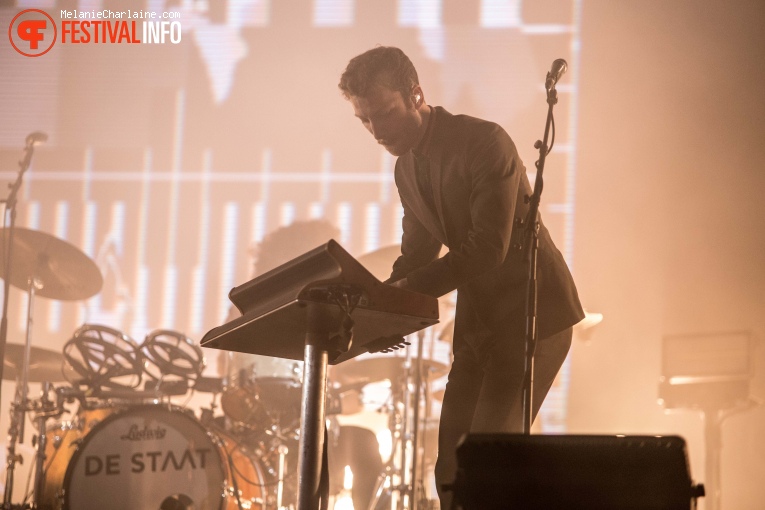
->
<box><xmin>25</xmin><ymin>201</ymin><xmax>40</xmax><ymax>229</ymax></box>
<box><xmin>364</xmin><ymin>203</ymin><xmax>380</xmax><ymax>253</ymax></box>
<box><xmin>110</xmin><ymin>201</ymin><xmax>125</xmax><ymax>256</ymax></box>
<box><xmin>171</xmin><ymin>88</ymin><xmax>185</xmax><ymax>174</ymax></box>
<box><xmin>336</xmin><ymin>202</ymin><xmax>352</xmax><ymax>247</ymax></box>
<box><xmin>480</xmin><ymin>0</ymin><xmax>522</xmax><ymax>28</ymax></box>
<box><xmin>21</xmin><ymin>200</ymin><xmax>40</xmax><ymax>332</ymax></box>
<box><xmin>82</xmin><ymin>201</ymin><xmax>98</xmax><ymax>258</ymax></box>
<box><xmin>379</xmin><ymin>151</ymin><xmax>394</xmax><ymax>203</ymax></box>
<box><xmin>161</xmin><ymin>91</ymin><xmax>185</xmax><ymax>328</ymax></box>
<box><xmin>308</xmin><ymin>202</ymin><xmax>324</xmax><ymax>219</ymax></box>
<box><xmin>161</xmin><ymin>266</ymin><xmax>178</xmax><ymax>327</ymax></box>
<box><xmin>280</xmin><ymin>202</ymin><xmax>295</xmax><ymax>226</ymax></box>
<box><xmin>229</xmin><ymin>0</ymin><xmax>271</xmax><ymax>27</ymax></box>
<box><xmin>218</xmin><ymin>202</ymin><xmax>239</xmax><ymax>323</ymax></box>
<box><xmin>131</xmin><ymin>148</ymin><xmax>153</xmax><ymax>336</ymax></box>
<box><xmin>54</xmin><ymin>201</ymin><xmax>68</xmax><ymax>239</ymax></box>
<box><xmin>251</xmin><ymin>202</ymin><xmax>267</xmax><ymax>244</ymax></box>
<box><xmin>561</xmin><ymin>0</ymin><xmax>584</xmax><ymax>272</ymax></box>
<box><xmin>313</xmin><ymin>0</ymin><xmax>354</xmax><ymax>26</ymax></box>
<box><xmin>190</xmin><ymin>150</ymin><xmax>212</xmax><ymax>334</ymax></box>
<box><xmin>160</xmin><ymin>90</ymin><xmax>184</xmax><ymax>327</ymax></box>
<box><xmin>77</xmin><ymin>201</ymin><xmax>98</xmax><ymax>327</ymax></box>
<box><xmin>48</xmin><ymin>201</ymin><xmax>69</xmax><ymax>331</ymax></box>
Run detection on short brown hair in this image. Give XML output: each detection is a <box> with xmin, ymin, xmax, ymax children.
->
<box><xmin>338</xmin><ymin>46</ymin><xmax>419</xmax><ymax>100</ymax></box>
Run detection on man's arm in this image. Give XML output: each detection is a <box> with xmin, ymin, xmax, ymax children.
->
<box><xmin>385</xmin><ymin>193</ymin><xmax>442</xmax><ymax>286</ymax></box>
<box><xmin>403</xmin><ymin>127</ymin><xmax>523</xmax><ymax>297</ymax></box>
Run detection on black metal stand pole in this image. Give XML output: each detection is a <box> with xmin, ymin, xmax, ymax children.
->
<box><xmin>297</xmin><ymin>298</ymin><xmax>355</xmax><ymax>510</ymax></box>
<box><xmin>521</xmin><ymin>87</ymin><xmax>559</xmax><ymax>434</ymax></box>
<box><xmin>297</xmin><ymin>339</ymin><xmax>329</xmax><ymax>510</ymax></box>
<box><xmin>410</xmin><ymin>329</ymin><xmax>425</xmax><ymax>510</ymax></box>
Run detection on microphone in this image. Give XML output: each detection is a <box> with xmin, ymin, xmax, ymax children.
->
<box><xmin>545</xmin><ymin>59</ymin><xmax>568</xmax><ymax>90</ymax></box>
<box><xmin>25</xmin><ymin>131</ymin><xmax>48</xmax><ymax>147</ymax></box>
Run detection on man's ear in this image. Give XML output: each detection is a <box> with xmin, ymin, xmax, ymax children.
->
<box><xmin>411</xmin><ymin>85</ymin><xmax>424</xmax><ymax>108</ymax></box>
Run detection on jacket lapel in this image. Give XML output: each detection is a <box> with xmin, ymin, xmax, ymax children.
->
<box><xmin>400</xmin><ymin>152</ymin><xmax>447</xmax><ymax>245</ymax></box>
<box><xmin>428</xmin><ymin>113</ymin><xmax>448</xmax><ymax>243</ymax></box>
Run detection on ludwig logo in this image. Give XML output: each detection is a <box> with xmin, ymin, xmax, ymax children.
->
<box><xmin>9</xmin><ymin>9</ymin><xmax>57</xmax><ymax>57</ymax></box>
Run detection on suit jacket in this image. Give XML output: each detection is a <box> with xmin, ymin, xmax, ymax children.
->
<box><xmin>388</xmin><ymin>107</ymin><xmax>584</xmax><ymax>356</ymax></box>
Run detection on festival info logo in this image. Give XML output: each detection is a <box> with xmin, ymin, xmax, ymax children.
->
<box><xmin>9</xmin><ymin>9</ymin><xmax>57</xmax><ymax>57</ymax></box>
<box><xmin>9</xmin><ymin>9</ymin><xmax>182</xmax><ymax>57</ymax></box>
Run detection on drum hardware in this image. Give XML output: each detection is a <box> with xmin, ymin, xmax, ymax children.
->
<box><xmin>364</xmin><ymin>377</ymin><xmax>410</xmax><ymax>510</ymax></box>
<box><xmin>140</xmin><ymin>329</ymin><xmax>205</xmax><ymax>391</ymax></box>
<box><xmin>62</xmin><ymin>324</ymin><xmax>143</xmax><ymax>392</ymax></box>
<box><xmin>332</xmin><ymin>357</ymin><xmax>448</xmax><ymax>389</ymax></box>
<box><xmin>0</xmin><ymin>226</ymin><xmax>103</xmax><ymax>509</ymax></box>
<box><xmin>2</xmin><ymin>344</ymin><xmax>65</xmax><ymax>384</ymax></box>
<box><xmin>29</xmin><ymin>382</ymin><xmax>66</xmax><ymax>508</ymax></box>
<box><xmin>194</xmin><ymin>375</ymin><xmax>224</xmax><ymax>394</ymax></box>
<box><xmin>334</xmin><ymin>335</ymin><xmax>448</xmax><ymax>510</ymax></box>
<box><xmin>274</xmin><ymin>443</ymin><xmax>290</xmax><ymax>510</ymax></box>
<box><xmin>195</xmin><ymin>377</ymin><xmax>224</xmax><ymax>430</ymax></box>
<box><xmin>0</xmin><ymin>139</ymin><xmax>93</xmax><ymax>508</ymax></box>
<box><xmin>0</xmin><ymin>381</ymin><xmax>68</xmax><ymax>510</ymax></box>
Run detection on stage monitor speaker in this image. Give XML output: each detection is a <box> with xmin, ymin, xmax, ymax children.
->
<box><xmin>452</xmin><ymin>434</ymin><xmax>703</xmax><ymax>510</ymax></box>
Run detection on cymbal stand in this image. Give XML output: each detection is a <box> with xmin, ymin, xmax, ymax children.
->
<box><xmin>31</xmin><ymin>382</ymin><xmax>62</xmax><ymax>506</ymax></box>
<box><xmin>366</xmin><ymin>384</ymin><xmax>404</xmax><ymax>510</ymax></box>
<box><xmin>3</xmin><ymin>397</ymin><xmax>26</xmax><ymax>508</ymax></box>
<box><xmin>1</xmin><ymin>133</ymin><xmax>45</xmax><ymax>509</ymax></box>
<box><xmin>3</xmin><ymin>278</ymin><xmax>43</xmax><ymax>508</ymax></box>
<box><xmin>276</xmin><ymin>443</ymin><xmax>289</xmax><ymax>509</ymax></box>
<box><xmin>0</xmin><ymin>132</ymin><xmax>45</xmax><ymax>411</ymax></box>
<box><xmin>415</xmin><ymin>329</ymin><xmax>441</xmax><ymax>509</ymax></box>
<box><xmin>366</xmin><ymin>344</ymin><xmax>419</xmax><ymax>510</ymax></box>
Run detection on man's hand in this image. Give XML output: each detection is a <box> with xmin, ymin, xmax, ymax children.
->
<box><xmin>389</xmin><ymin>277</ymin><xmax>409</xmax><ymax>289</ymax></box>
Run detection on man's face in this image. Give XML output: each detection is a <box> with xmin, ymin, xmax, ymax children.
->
<box><xmin>349</xmin><ymin>84</ymin><xmax>424</xmax><ymax>157</ymax></box>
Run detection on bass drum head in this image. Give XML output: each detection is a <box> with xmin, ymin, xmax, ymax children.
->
<box><xmin>60</xmin><ymin>406</ymin><xmax>264</xmax><ymax>510</ymax></box>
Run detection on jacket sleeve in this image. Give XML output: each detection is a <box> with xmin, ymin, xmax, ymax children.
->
<box><xmin>386</xmin><ymin>186</ymin><xmax>442</xmax><ymax>285</ymax></box>
<box><xmin>404</xmin><ymin>126</ymin><xmax>523</xmax><ymax>297</ymax></box>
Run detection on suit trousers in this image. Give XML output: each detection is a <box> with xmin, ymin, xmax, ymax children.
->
<box><xmin>434</xmin><ymin>326</ymin><xmax>573</xmax><ymax>510</ymax></box>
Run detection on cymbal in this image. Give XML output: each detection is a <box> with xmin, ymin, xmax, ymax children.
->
<box><xmin>334</xmin><ymin>356</ymin><xmax>449</xmax><ymax>386</ymax></box>
<box><xmin>357</xmin><ymin>244</ymin><xmax>401</xmax><ymax>281</ymax></box>
<box><xmin>0</xmin><ymin>227</ymin><xmax>103</xmax><ymax>300</ymax></box>
<box><xmin>3</xmin><ymin>343</ymin><xmax>64</xmax><ymax>382</ymax></box>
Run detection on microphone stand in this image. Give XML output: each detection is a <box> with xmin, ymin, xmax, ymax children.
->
<box><xmin>520</xmin><ymin>82</ymin><xmax>560</xmax><ymax>434</ymax></box>
<box><xmin>1</xmin><ymin>133</ymin><xmax>44</xmax><ymax>508</ymax></box>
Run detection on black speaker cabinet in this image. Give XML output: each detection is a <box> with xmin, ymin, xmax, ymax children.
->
<box><xmin>452</xmin><ymin>434</ymin><xmax>701</xmax><ymax>510</ymax></box>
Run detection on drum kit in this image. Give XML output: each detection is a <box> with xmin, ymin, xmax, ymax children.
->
<box><xmin>1</xmin><ymin>231</ymin><xmax>453</xmax><ymax>510</ymax></box>
<box><xmin>0</xmin><ymin>228</ymin><xmax>269</xmax><ymax>510</ymax></box>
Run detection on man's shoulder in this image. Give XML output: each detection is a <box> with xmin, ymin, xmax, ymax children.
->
<box><xmin>435</xmin><ymin>107</ymin><xmax>505</xmax><ymax>136</ymax></box>
<box><xmin>433</xmin><ymin>107</ymin><xmax>511</xmax><ymax>149</ymax></box>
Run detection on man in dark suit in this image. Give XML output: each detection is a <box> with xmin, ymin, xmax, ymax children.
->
<box><xmin>339</xmin><ymin>46</ymin><xmax>585</xmax><ymax>509</ymax></box>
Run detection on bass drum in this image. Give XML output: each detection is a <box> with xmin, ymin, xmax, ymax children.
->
<box><xmin>40</xmin><ymin>406</ymin><xmax>265</xmax><ymax>510</ymax></box>
<box><xmin>42</xmin><ymin>404</ymin><xmax>123</xmax><ymax>505</ymax></box>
